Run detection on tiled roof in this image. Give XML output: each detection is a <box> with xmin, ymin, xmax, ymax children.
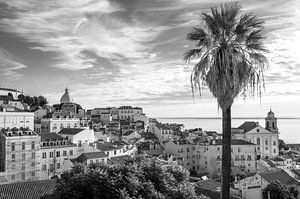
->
<box><xmin>123</xmin><ymin>130</ymin><xmax>135</xmax><ymax>136</ymax></box>
<box><xmin>108</xmin><ymin>155</ymin><xmax>131</xmax><ymax>165</ymax></box>
<box><xmin>155</xmin><ymin>123</ymin><xmax>172</xmax><ymax>130</ymax></box>
<box><xmin>76</xmin><ymin>151</ymin><xmax>108</xmax><ymax>162</ymax></box>
<box><xmin>95</xmin><ymin>141</ymin><xmax>127</xmax><ymax>151</ymax></box>
<box><xmin>259</xmin><ymin>170</ymin><xmax>300</xmax><ymax>185</ymax></box>
<box><xmin>58</xmin><ymin>128</ymin><xmax>84</xmax><ymax>135</ymax></box>
<box><xmin>237</xmin><ymin>122</ymin><xmax>258</xmax><ymax>133</ymax></box>
<box><xmin>213</xmin><ymin>139</ymin><xmax>255</xmax><ymax>145</ymax></box>
<box><xmin>0</xmin><ymin>179</ymin><xmax>56</xmax><ymax>199</ymax></box>
<box><xmin>271</xmin><ymin>156</ymin><xmax>285</xmax><ymax>162</ymax></box>
<box><xmin>40</xmin><ymin>133</ymin><xmax>64</xmax><ymax>141</ymax></box>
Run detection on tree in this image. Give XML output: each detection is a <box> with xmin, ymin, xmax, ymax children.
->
<box><xmin>41</xmin><ymin>156</ymin><xmax>208</xmax><ymax>199</ymax></box>
<box><xmin>263</xmin><ymin>181</ymin><xmax>299</xmax><ymax>199</ymax></box>
<box><xmin>7</xmin><ymin>92</ymin><xmax>13</xmax><ymax>99</ymax></box>
<box><xmin>184</xmin><ymin>3</ymin><xmax>268</xmax><ymax>199</ymax></box>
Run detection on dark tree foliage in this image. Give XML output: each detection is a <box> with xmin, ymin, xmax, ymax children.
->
<box><xmin>7</xmin><ymin>92</ymin><xmax>13</xmax><ymax>99</ymax></box>
<box><xmin>263</xmin><ymin>181</ymin><xmax>299</xmax><ymax>199</ymax></box>
<box><xmin>279</xmin><ymin>139</ymin><xmax>289</xmax><ymax>151</ymax></box>
<box><xmin>41</xmin><ymin>156</ymin><xmax>208</xmax><ymax>199</ymax></box>
<box><xmin>18</xmin><ymin>94</ymin><xmax>48</xmax><ymax>110</ymax></box>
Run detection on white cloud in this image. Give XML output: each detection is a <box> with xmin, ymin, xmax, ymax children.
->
<box><xmin>0</xmin><ymin>48</ymin><xmax>27</xmax><ymax>80</ymax></box>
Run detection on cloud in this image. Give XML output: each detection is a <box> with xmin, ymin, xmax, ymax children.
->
<box><xmin>0</xmin><ymin>47</ymin><xmax>27</xmax><ymax>80</ymax></box>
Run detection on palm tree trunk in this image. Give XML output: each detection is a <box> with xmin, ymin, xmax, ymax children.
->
<box><xmin>221</xmin><ymin>106</ymin><xmax>231</xmax><ymax>199</ymax></box>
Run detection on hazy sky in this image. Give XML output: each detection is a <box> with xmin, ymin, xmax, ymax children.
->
<box><xmin>0</xmin><ymin>0</ymin><xmax>300</xmax><ymax>118</ymax></box>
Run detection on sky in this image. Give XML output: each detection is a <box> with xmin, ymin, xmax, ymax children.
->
<box><xmin>0</xmin><ymin>0</ymin><xmax>300</xmax><ymax>118</ymax></box>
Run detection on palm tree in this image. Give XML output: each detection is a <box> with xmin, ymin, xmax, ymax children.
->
<box><xmin>184</xmin><ymin>3</ymin><xmax>268</xmax><ymax>199</ymax></box>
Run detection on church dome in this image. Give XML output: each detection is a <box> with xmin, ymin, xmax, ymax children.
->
<box><xmin>267</xmin><ymin>109</ymin><xmax>274</xmax><ymax>117</ymax></box>
<box><xmin>60</xmin><ymin>87</ymin><xmax>71</xmax><ymax>104</ymax></box>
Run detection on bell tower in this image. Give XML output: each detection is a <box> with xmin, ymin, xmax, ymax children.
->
<box><xmin>265</xmin><ymin>108</ymin><xmax>278</xmax><ymax>133</ymax></box>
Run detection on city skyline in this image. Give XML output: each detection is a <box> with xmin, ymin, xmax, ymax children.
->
<box><xmin>1</xmin><ymin>0</ymin><xmax>300</xmax><ymax>117</ymax></box>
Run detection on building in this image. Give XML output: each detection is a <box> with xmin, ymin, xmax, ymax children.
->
<box><xmin>234</xmin><ymin>169</ymin><xmax>300</xmax><ymax>199</ymax></box>
<box><xmin>74</xmin><ymin>151</ymin><xmax>108</xmax><ymax>165</ymax></box>
<box><xmin>0</xmin><ymin>87</ymin><xmax>23</xmax><ymax>99</ymax></box>
<box><xmin>39</xmin><ymin>133</ymin><xmax>77</xmax><ymax>179</ymax></box>
<box><xmin>164</xmin><ymin>139</ymin><xmax>193</xmax><ymax>170</ymax></box>
<box><xmin>231</xmin><ymin>110</ymin><xmax>279</xmax><ymax>159</ymax></box>
<box><xmin>0</xmin><ymin>128</ymin><xmax>40</xmax><ymax>183</ymax></box>
<box><xmin>118</xmin><ymin>106</ymin><xmax>143</xmax><ymax>121</ymax></box>
<box><xmin>0</xmin><ymin>111</ymin><xmax>34</xmax><ymax>131</ymax></box>
<box><xmin>122</xmin><ymin>130</ymin><xmax>140</xmax><ymax>142</ymax></box>
<box><xmin>58</xmin><ymin>128</ymin><xmax>95</xmax><ymax>147</ymax></box>
<box><xmin>41</xmin><ymin>117</ymin><xmax>80</xmax><ymax>133</ymax></box>
<box><xmin>95</xmin><ymin>140</ymin><xmax>137</xmax><ymax>158</ymax></box>
<box><xmin>149</xmin><ymin>122</ymin><xmax>174</xmax><ymax>142</ymax></box>
<box><xmin>164</xmin><ymin>138</ymin><xmax>256</xmax><ymax>178</ymax></box>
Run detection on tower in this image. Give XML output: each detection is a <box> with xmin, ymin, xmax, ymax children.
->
<box><xmin>60</xmin><ymin>87</ymin><xmax>71</xmax><ymax>104</ymax></box>
<box><xmin>265</xmin><ymin>109</ymin><xmax>278</xmax><ymax>133</ymax></box>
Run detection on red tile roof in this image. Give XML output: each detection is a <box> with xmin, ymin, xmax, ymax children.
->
<box><xmin>259</xmin><ymin>170</ymin><xmax>300</xmax><ymax>185</ymax></box>
<box><xmin>58</xmin><ymin>128</ymin><xmax>84</xmax><ymax>135</ymax></box>
<box><xmin>237</xmin><ymin>122</ymin><xmax>258</xmax><ymax>133</ymax></box>
<box><xmin>0</xmin><ymin>179</ymin><xmax>56</xmax><ymax>199</ymax></box>
<box><xmin>76</xmin><ymin>151</ymin><xmax>108</xmax><ymax>162</ymax></box>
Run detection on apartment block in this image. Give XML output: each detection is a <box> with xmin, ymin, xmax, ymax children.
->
<box><xmin>0</xmin><ymin>129</ymin><xmax>40</xmax><ymax>183</ymax></box>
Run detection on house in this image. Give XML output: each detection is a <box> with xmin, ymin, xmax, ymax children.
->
<box><xmin>41</xmin><ymin>117</ymin><xmax>80</xmax><ymax>133</ymax></box>
<box><xmin>122</xmin><ymin>130</ymin><xmax>140</xmax><ymax>142</ymax></box>
<box><xmin>231</xmin><ymin>110</ymin><xmax>279</xmax><ymax>159</ymax></box>
<box><xmin>39</xmin><ymin>133</ymin><xmax>77</xmax><ymax>179</ymax></box>
<box><xmin>58</xmin><ymin>128</ymin><xmax>95</xmax><ymax>147</ymax></box>
<box><xmin>0</xmin><ymin>111</ymin><xmax>34</xmax><ymax>130</ymax></box>
<box><xmin>95</xmin><ymin>140</ymin><xmax>137</xmax><ymax>158</ymax></box>
<box><xmin>149</xmin><ymin>122</ymin><xmax>174</xmax><ymax>142</ymax></box>
<box><xmin>234</xmin><ymin>169</ymin><xmax>300</xmax><ymax>199</ymax></box>
<box><xmin>164</xmin><ymin>139</ymin><xmax>193</xmax><ymax>170</ymax></box>
<box><xmin>74</xmin><ymin>151</ymin><xmax>108</xmax><ymax>165</ymax></box>
<box><xmin>108</xmin><ymin>155</ymin><xmax>131</xmax><ymax>165</ymax></box>
<box><xmin>0</xmin><ymin>128</ymin><xmax>40</xmax><ymax>183</ymax></box>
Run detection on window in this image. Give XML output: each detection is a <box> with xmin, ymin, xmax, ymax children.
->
<box><xmin>22</xmin><ymin>163</ymin><xmax>25</xmax><ymax>170</ymax></box>
<box><xmin>60</xmin><ymin>123</ymin><xmax>63</xmax><ymax>129</ymax></box>
<box><xmin>265</xmin><ymin>139</ymin><xmax>269</xmax><ymax>146</ymax></box>
<box><xmin>69</xmin><ymin>150</ymin><xmax>73</xmax><ymax>156</ymax></box>
<box><xmin>273</xmin><ymin>141</ymin><xmax>276</xmax><ymax>146</ymax></box>
<box><xmin>257</xmin><ymin>138</ymin><xmax>260</xmax><ymax>145</ymax></box>
<box><xmin>273</xmin><ymin>149</ymin><xmax>276</xmax><ymax>153</ymax></box>
<box><xmin>241</xmin><ymin>155</ymin><xmax>245</xmax><ymax>161</ymax></box>
<box><xmin>22</xmin><ymin>153</ymin><xmax>25</xmax><ymax>160</ymax></box>
<box><xmin>78</xmin><ymin>140</ymin><xmax>82</xmax><ymax>147</ymax></box>
<box><xmin>57</xmin><ymin>163</ymin><xmax>60</xmax><ymax>169</ymax></box>
<box><xmin>247</xmin><ymin>155</ymin><xmax>252</xmax><ymax>161</ymax></box>
<box><xmin>31</xmin><ymin>141</ymin><xmax>35</xmax><ymax>150</ymax></box>
<box><xmin>22</xmin><ymin>142</ymin><xmax>25</xmax><ymax>150</ymax></box>
<box><xmin>21</xmin><ymin>173</ymin><xmax>25</xmax><ymax>180</ymax></box>
<box><xmin>235</xmin><ymin>155</ymin><xmax>239</xmax><ymax>161</ymax></box>
<box><xmin>11</xmin><ymin>143</ymin><xmax>15</xmax><ymax>152</ymax></box>
<box><xmin>42</xmin><ymin>152</ymin><xmax>46</xmax><ymax>159</ymax></box>
<box><xmin>31</xmin><ymin>171</ymin><xmax>35</xmax><ymax>177</ymax></box>
<box><xmin>265</xmin><ymin>147</ymin><xmax>268</xmax><ymax>150</ymax></box>
<box><xmin>11</xmin><ymin>175</ymin><xmax>15</xmax><ymax>181</ymax></box>
<box><xmin>49</xmin><ymin>164</ymin><xmax>54</xmax><ymax>172</ymax></box>
<box><xmin>56</xmin><ymin>151</ymin><xmax>60</xmax><ymax>157</ymax></box>
<box><xmin>32</xmin><ymin>152</ymin><xmax>35</xmax><ymax>159</ymax></box>
<box><xmin>63</xmin><ymin>151</ymin><xmax>67</xmax><ymax>156</ymax></box>
<box><xmin>238</xmin><ymin>147</ymin><xmax>241</xmax><ymax>153</ymax></box>
<box><xmin>67</xmin><ymin>123</ymin><xmax>70</xmax><ymax>128</ymax></box>
<box><xmin>12</xmin><ymin>164</ymin><xmax>15</xmax><ymax>170</ymax></box>
<box><xmin>42</xmin><ymin>165</ymin><xmax>47</xmax><ymax>171</ymax></box>
<box><xmin>114</xmin><ymin>150</ymin><xmax>116</xmax><ymax>155</ymax></box>
<box><xmin>96</xmin><ymin>159</ymin><xmax>99</xmax><ymax>164</ymax></box>
<box><xmin>12</xmin><ymin>154</ymin><xmax>15</xmax><ymax>162</ymax></box>
<box><xmin>31</xmin><ymin>162</ymin><xmax>35</xmax><ymax>167</ymax></box>
<box><xmin>50</xmin><ymin>152</ymin><xmax>54</xmax><ymax>158</ymax></box>
<box><xmin>217</xmin><ymin>147</ymin><xmax>220</xmax><ymax>151</ymax></box>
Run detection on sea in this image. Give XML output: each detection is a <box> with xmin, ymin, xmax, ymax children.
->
<box><xmin>158</xmin><ymin>118</ymin><xmax>300</xmax><ymax>144</ymax></box>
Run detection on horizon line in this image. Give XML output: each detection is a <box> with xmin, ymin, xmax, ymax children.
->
<box><xmin>157</xmin><ymin>117</ymin><xmax>300</xmax><ymax>120</ymax></box>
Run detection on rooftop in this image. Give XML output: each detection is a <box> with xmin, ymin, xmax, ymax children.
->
<box><xmin>212</xmin><ymin>139</ymin><xmax>255</xmax><ymax>145</ymax></box>
<box><xmin>40</xmin><ymin>133</ymin><xmax>64</xmax><ymax>141</ymax></box>
<box><xmin>1</xmin><ymin>128</ymin><xmax>37</xmax><ymax>137</ymax></box>
<box><xmin>108</xmin><ymin>155</ymin><xmax>131</xmax><ymax>165</ymax></box>
<box><xmin>58</xmin><ymin>128</ymin><xmax>84</xmax><ymax>135</ymax></box>
<box><xmin>75</xmin><ymin>151</ymin><xmax>108</xmax><ymax>162</ymax></box>
<box><xmin>123</xmin><ymin>130</ymin><xmax>135</xmax><ymax>136</ymax></box>
<box><xmin>259</xmin><ymin>170</ymin><xmax>300</xmax><ymax>185</ymax></box>
<box><xmin>0</xmin><ymin>179</ymin><xmax>55</xmax><ymax>199</ymax></box>
<box><xmin>155</xmin><ymin>123</ymin><xmax>173</xmax><ymax>130</ymax></box>
<box><xmin>236</xmin><ymin>122</ymin><xmax>258</xmax><ymax>133</ymax></box>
